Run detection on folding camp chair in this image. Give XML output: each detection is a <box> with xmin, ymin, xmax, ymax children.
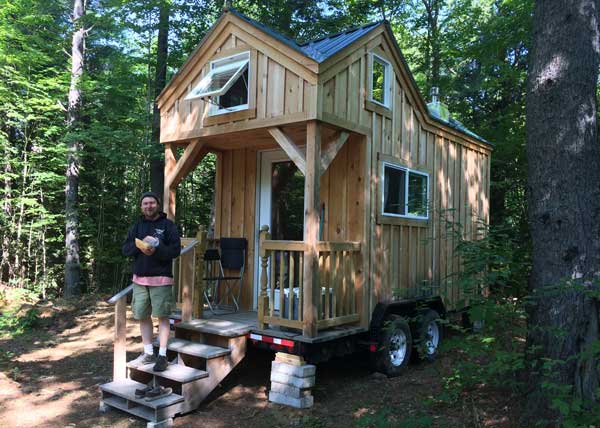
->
<box><xmin>203</xmin><ymin>238</ymin><xmax>247</xmax><ymax>312</ymax></box>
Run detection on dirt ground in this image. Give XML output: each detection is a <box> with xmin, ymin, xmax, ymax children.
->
<box><xmin>0</xmin><ymin>297</ymin><xmax>517</xmax><ymax>428</ymax></box>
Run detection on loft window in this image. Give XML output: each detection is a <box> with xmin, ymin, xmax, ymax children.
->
<box><xmin>382</xmin><ymin>162</ymin><xmax>429</xmax><ymax>219</ymax></box>
<box><xmin>185</xmin><ymin>51</ymin><xmax>250</xmax><ymax>115</ymax></box>
<box><xmin>370</xmin><ymin>53</ymin><xmax>391</xmax><ymax>107</ymax></box>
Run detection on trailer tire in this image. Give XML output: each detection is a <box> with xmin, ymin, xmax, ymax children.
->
<box><xmin>415</xmin><ymin>309</ymin><xmax>442</xmax><ymax>361</ymax></box>
<box><xmin>372</xmin><ymin>315</ymin><xmax>412</xmax><ymax>377</ymax></box>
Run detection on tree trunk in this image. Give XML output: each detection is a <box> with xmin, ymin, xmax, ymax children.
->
<box><xmin>151</xmin><ymin>0</ymin><xmax>170</xmax><ymax>197</ymax></box>
<box><xmin>523</xmin><ymin>0</ymin><xmax>600</xmax><ymax>425</ymax></box>
<box><xmin>64</xmin><ymin>0</ymin><xmax>86</xmax><ymax>297</ymax></box>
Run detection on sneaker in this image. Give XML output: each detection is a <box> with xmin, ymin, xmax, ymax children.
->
<box><xmin>153</xmin><ymin>355</ymin><xmax>169</xmax><ymax>372</ymax></box>
<box><xmin>134</xmin><ymin>383</ymin><xmax>153</xmax><ymax>398</ymax></box>
<box><xmin>144</xmin><ymin>386</ymin><xmax>172</xmax><ymax>401</ymax></box>
<box><xmin>128</xmin><ymin>352</ymin><xmax>156</xmax><ymax>368</ymax></box>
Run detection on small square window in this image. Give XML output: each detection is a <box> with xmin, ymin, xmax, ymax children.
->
<box><xmin>185</xmin><ymin>51</ymin><xmax>250</xmax><ymax>115</ymax></box>
<box><xmin>382</xmin><ymin>162</ymin><xmax>429</xmax><ymax>219</ymax></box>
<box><xmin>370</xmin><ymin>54</ymin><xmax>391</xmax><ymax>107</ymax></box>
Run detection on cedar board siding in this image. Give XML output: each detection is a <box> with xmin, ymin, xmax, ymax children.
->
<box><xmin>318</xmin><ymin>38</ymin><xmax>491</xmax><ymax>312</ymax></box>
<box><xmin>160</xmin><ymin>26</ymin><xmax>318</xmax><ymax>144</ymax></box>
<box><xmin>214</xmin><ymin>138</ymin><xmax>365</xmax><ymax>311</ymax></box>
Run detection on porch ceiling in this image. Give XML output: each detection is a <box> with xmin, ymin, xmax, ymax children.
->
<box><xmin>175</xmin><ymin>122</ymin><xmax>342</xmax><ymax>152</ymax></box>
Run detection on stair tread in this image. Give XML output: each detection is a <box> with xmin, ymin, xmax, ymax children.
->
<box><xmin>100</xmin><ymin>379</ymin><xmax>183</xmax><ymax>409</ymax></box>
<box><xmin>154</xmin><ymin>338</ymin><xmax>231</xmax><ymax>359</ymax></box>
<box><xmin>128</xmin><ymin>361</ymin><xmax>209</xmax><ymax>383</ymax></box>
<box><xmin>176</xmin><ymin>318</ymin><xmax>252</xmax><ymax>337</ymax></box>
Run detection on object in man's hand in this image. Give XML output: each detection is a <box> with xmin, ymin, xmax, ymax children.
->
<box><xmin>135</xmin><ymin>238</ymin><xmax>153</xmax><ymax>251</ymax></box>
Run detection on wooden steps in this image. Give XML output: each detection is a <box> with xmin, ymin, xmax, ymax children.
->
<box><xmin>153</xmin><ymin>337</ymin><xmax>231</xmax><ymax>359</ymax></box>
<box><xmin>100</xmin><ymin>320</ymin><xmax>248</xmax><ymax>428</ymax></box>
<box><xmin>176</xmin><ymin>318</ymin><xmax>252</xmax><ymax>337</ymax></box>
<box><xmin>129</xmin><ymin>361</ymin><xmax>209</xmax><ymax>383</ymax></box>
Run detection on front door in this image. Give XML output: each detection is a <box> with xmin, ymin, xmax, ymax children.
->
<box><xmin>254</xmin><ymin>149</ymin><xmax>305</xmax><ymax>307</ymax></box>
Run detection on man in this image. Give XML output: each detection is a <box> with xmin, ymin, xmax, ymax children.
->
<box><xmin>122</xmin><ymin>191</ymin><xmax>181</xmax><ymax>377</ymax></box>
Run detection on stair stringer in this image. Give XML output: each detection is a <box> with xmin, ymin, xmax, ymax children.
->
<box><xmin>179</xmin><ymin>334</ymin><xmax>247</xmax><ymax>413</ymax></box>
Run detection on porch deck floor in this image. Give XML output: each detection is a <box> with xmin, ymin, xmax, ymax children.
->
<box><xmin>200</xmin><ymin>310</ymin><xmax>367</xmax><ymax>344</ymax></box>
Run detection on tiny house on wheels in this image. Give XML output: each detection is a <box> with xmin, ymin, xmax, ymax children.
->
<box><xmin>100</xmin><ymin>7</ymin><xmax>492</xmax><ymax>427</ymax></box>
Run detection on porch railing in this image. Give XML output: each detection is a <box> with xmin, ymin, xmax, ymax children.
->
<box><xmin>257</xmin><ymin>225</ymin><xmax>361</xmax><ymax>335</ymax></box>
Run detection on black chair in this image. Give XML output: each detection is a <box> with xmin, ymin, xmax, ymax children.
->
<box><xmin>203</xmin><ymin>238</ymin><xmax>247</xmax><ymax>312</ymax></box>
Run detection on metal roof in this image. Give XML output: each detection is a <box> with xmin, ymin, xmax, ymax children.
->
<box><xmin>298</xmin><ymin>22</ymin><xmax>382</xmax><ymax>62</ymax></box>
<box><xmin>427</xmin><ymin>104</ymin><xmax>493</xmax><ymax>147</ymax></box>
<box><xmin>230</xmin><ymin>8</ymin><xmax>381</xmax><ymax>63</ymax></box>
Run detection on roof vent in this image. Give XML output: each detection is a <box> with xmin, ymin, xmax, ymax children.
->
<box><xmin>427</xmin><ymin>86</ymin><xmax>450</xmax><ymax>121</ymax></box>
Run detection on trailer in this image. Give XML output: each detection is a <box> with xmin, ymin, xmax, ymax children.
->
<box><xmin>100</xmin><ymin>7</ymin><xmax>492</xmax><ymax>427</ymax></box>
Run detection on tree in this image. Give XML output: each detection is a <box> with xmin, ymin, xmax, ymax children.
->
<box><xmin>151</xmin><ymin>0</ymin><xmax>170</xmax><ymax>196</ymax></box>
<box><xmin>64</xmin><ymin>0</ymin><xmax>86</xmax><ymax>296</ymax></box>
<box><xmin>523</xmin><ymin>0</ymin><xmax>600</xmax><ymax>425</ymax></box>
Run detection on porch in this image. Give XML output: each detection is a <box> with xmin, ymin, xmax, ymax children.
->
<box><xmin>171</xmin><ymin>229</ymin><xmax>366</xmax><ymax>340</ymax></box>
<box><xmin>163</xmin><ymin>119</ymin><xmax>368</xmax><ymax>338</ymax></box>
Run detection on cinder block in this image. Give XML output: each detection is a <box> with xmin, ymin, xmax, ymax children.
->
<box><xmin>272</xmin><ymin>361</ymin><xmax>316</xmax><ymax>378</ymax></box>
<box><xmin>270</xmin><ymin>371</ymin><xmax>316</xmax><ymax>388</ymax></box>
<box><xmin>270</xmin><ymin>381</ymin><xmax>312</xmax><ymax>398</ymax></box>
<box><xmin>269</xmin><ymin>391</ymin><xmax>314</xmax><ymax>408</ymax></box>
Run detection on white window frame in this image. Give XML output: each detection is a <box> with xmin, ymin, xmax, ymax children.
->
<box><xmin>185</xmin><ymin>51</ymin><xmax>250</xmax><ymax>116</ymax></box>
<box><xmin>370</xmin><ymin>53</ymin><xmax>392</xmax><ymax>108</ymax></box>
<box><xmin>381</xmin><ymin>161</ymin><xmax>429</xmax><ymax>220</ymax></box>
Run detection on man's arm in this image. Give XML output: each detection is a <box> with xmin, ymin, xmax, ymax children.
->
<box><xmin>154</xmin><ymin>221</ymin><xmax>181</xmax><ymax>261</ymax></box>
<box><xmin>122</xmin><ymin>224</ymin><xmax>141</xmax><ymax>257</ymax></box>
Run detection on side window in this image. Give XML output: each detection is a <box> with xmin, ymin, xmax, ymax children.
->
<box><xmin>185</xmin><ymin>51</ymin><xmax>250</xmax><ymax>116</ymax></box>
<box><xmin>382</xmin><ymin>162</ymin><xmax>429</xmax><ymax>220</ymax></box>
<box><xmin>370</xmin><ymin>53</ymin><xmax>391</xmax><ymax>108</ymax></box>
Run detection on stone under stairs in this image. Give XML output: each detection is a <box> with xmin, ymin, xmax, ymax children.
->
<box><xmin>99</xmin><ymin>319</ymin><xmax>251</xmax><ymax>428</ymax></box>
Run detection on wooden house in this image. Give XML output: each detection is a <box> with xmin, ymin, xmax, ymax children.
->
<box><xmin>100</xmin><ymin>8</ymin><xmax>492</xmax><ymax>427</ymax></box>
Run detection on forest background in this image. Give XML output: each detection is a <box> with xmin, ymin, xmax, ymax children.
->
<box><xmin>0</xmin><ymin>0</ymin><xmax>530</xmax><ymax>298</ymax></box>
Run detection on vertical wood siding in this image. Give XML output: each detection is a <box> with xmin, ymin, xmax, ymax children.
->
<box><xmin>320</xmin><ymin>42</ymin><xmax>491</xmax><ymax>311</ymax></box>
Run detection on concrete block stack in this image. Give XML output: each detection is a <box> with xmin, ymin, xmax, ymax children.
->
<box><xmin>268</xmin><ymin>352</ymin><xmax>316</xmax><ymax>408</ymax></box>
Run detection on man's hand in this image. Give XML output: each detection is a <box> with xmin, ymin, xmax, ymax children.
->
<box><xmin>141</xmin><ymin>246</ymin><xmax>155</xmax><ymax>256</ymax></box>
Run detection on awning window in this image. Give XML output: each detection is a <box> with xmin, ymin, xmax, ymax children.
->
<box><xmin>185</xmin><ymin>54</ymin><xmax>249</xmax><ymax>101</ymax></box>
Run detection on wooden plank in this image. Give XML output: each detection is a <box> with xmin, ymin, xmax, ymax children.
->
<box><xmin>164</xmin><ymin>144</ymin><xmax>177</xmax><ymax>220</ymax></box>
<box><xmin>319</xmin><ymin>112</ymin><xmax>371</xmax><ymax>136</ymax></box>
<box><xmin>279</xmin><ymin>250</ymin><xmax>285</xmax><ymax>317</ymax></box>
<box><xmin>321</xmin><ymin>131</ymin><xmax>349</xmax><ymax>175</ymax></box>
<box><xmin>262</xmin><ymin>241</ymin><xmax>306</xmax><ymax>251</ymax></box>
<box><xmin>113</xmin><ymin>297</ymin><xmax>127</xmax><ymax>381</ymax></box>
<box><xmin>316</xmin><ymin>313</ymin><xmax>360</xmax><ymax>329</ymax></box>
<box><xmin>267</xmin><ymin>59</ymin><xmax>285</xmax><ymax>117</ymax></box>
<box><xmin>328</xmin><ymin>143</ymin><xmax>347</xmax><ymax>241</ymax></box>
<box><xmin>242</xmin><ymin>148</ymin><xmax>257</xmax><ymax>309</ymax></box>
<box><xmin>230</xmin><ymin>150</ymin><xmax>246</xmax><ymax>237</ymax></box>
<box><xmin>334</xmin><ymin>68</ymin><xmax>348</xmax><ymax>119</ymax></box>
<box><xmin>181</xmin><ymin>249</ymin><xmax>194</xmax><ymax>322</ymax></box>
<box><xmin>347</xmin><ymin>60</ymin><xmax>360</xmax><ymax>125</ymax></box>
<box><xmin>214</xmin><ymin>152</ymin><xmax>223</xmax><ymax>237</ymax></box>
<box><xmin>263</xmin><ymin>316</ymin><xmax>303</xmax><ymax>330</ymax></box>
<box><xmin>315</xmin><ymin>241</ymin><xmax>361</xmax><ymax>252</ymax></box>
<box><xmin>222</xmin><ymin>151</ymin><xmax>233</xmax><ymax>237</ymax></box>
<box><xmin>325</xmin><ymin>252</ymin><xmax>333</xmax><ymax>319</ymax></box>
<box><xmin>298</xmin><ymin>253</ymin><xmax>304</xmax><ymax>321</ymax></box>
<box><xmin>269</xmin><ymin>248</ymin><xmax>275</xmax><ymax>316</ymax></box>
<box><xmin>267</xmin><ymin>127</ymin><xmax>306</xmax><ymax>175</ymax></box>
<box><xmin>303</xmin><ymin>120</ymin><xmax>321</xmax><ymax>337</ymax></box>
<box><xmin>284</xmin><ymin>69</ymin><xmax>301</xmax><ymax>115</ymax></box>
<box><xmin>360</xmin><ymin>126</ymin><xmax>371</xmax><ymax>324</ymax></box>
<box><xmin>323</xmin><ymin>78</ymin><xmax>335</xmax><ymax>116</ymax></box>
<box><xmin>257</xmin><ymin>52</ymin><xmax>268</xmax><ymax>119</ymax></box>
<box><xmin>288</xmin><ymin>252</ymin><xmax>295</xmax><ymax>321</ymax></box>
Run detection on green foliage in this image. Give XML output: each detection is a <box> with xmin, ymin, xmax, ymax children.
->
<box><xmin>355</xmin><ymin>408</ymin><xmax>435</xmax><ymax>428</ymax></box>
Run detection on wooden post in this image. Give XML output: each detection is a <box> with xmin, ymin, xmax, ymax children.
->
<box><xmin>181</xmin><ymin>249</ymin><xmax>194</xmax><ymax>323</ymax></box>
<box><xmin>113</xmin><ymin>296</ymin><xmax>127</xmax><ymax>380</ymax></box>
<box><xmin>164</xmin><ymin>143</ymin><xmax>177</xmax><ymax>219</ymax></box>
<box><xmin>194</xmin><ymin>227</ymin><xmax>208</xmax><ymax>319</ymax></box>
<box><xmin>303</xmin><ymin>121</ymin><xmax>321</xmax><ymax>337</ymax></box>
<box><xmin>258</xmin><ymin>225</ymin><xmax>270</xmax><ymax>329</ymax></box>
